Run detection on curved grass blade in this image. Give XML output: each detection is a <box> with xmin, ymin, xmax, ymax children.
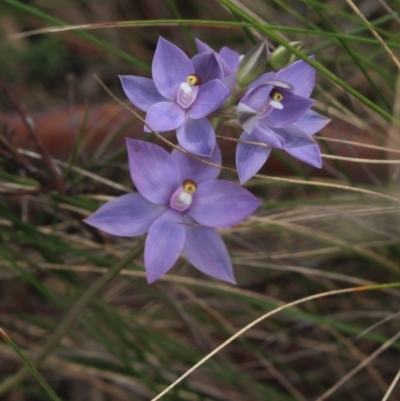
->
<box><xmin>0</xmin><ymin>328</ymin><xmax>63</xmax><ymax>401</ymax></box>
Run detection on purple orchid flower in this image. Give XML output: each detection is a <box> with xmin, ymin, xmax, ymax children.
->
<box><xmin>84</xmin><ymin>139</ymin><xmax>261</xmax><ymax>284</ymax></box>
<box><xmin>195</xmin><ymin>38</ymin><xmax>241</xmax><ymax>90</ymax></box>
<box><xmin>236</xmin><ymin>58</ymin><xmax>330</xmax><ymax>184</ymax></box>
<box><xmin>120</xmin><ymin>37</ymin><xmax>231</xmax><ymax>157</ymax></box>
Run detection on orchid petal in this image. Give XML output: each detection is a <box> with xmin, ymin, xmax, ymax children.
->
<box><xmin>189</xmin><ymin>79</ymin><xmax>230</xmax><ymax>119</ymax></box>
<box><xmin>248</xmin><ymin>71</ymin><xmax>275</xmax><ymax>90</ymax></box>
<box><xmin>144</xmin><ymin>101</ymin><xmax>185</xmax><ymax>133</ymax></box>
<box><xmin>84</xmin><ymin>193</ymin><xmax>166</xmax><ymax>237</ymax></box>
<box><xmin>242</xmin><ymin>84</ymin><xmax>273</xmax><ymax>111</ymax></box>
<box><xmin>262</xmin><ymin>79</ymin><xmax>293</xmax><ymax>90</ymax></box>
<box><xmin>152</xmin><ymin>37</ymin><xmax>194</xmax><ymax>100</ymax></box>
<box><xmin>275</xmin><ymin>57</ymin><xmax>316</xmax><ymax>97</ymax></box>
<box><xmin>195</xmin><ymin>38</ymin><xmax>214</xmax><ymax>54</ymax></box>
<box><xmin>145</xmin><ymin>209</ymin><xmax>185</xmax><ymax>283</ymax></box>
<box><xmin>191</xmin><ymin>53</ymin><xmax>224</xmax><ymax>83</ymax></box>
<box><xmin>189</xmin><ymin>180</ymin><xmax>261</xmax><ymax>228</ymax></box>
<box><xmin>285</xmin><ymin>143</ymin><xmax>322</xmax><ymax>168</ymax></box>
<box><xmin>253</xmin><ymin>122</ymin><xmax>285</xmax><ymax>148</ymax></box>
<box><xmin>177</xmin><ymin>117</ymin><xmax>215</xmax><ymax>156</ymax></box>
<box><xmin>218</xmin><ymin>58</ymin><xmax>233</xmax><ymax>79</ymax></box>
<box><xmin>119</xmin><ymin>76</ymin><xmax>166</xmax><ymax>112</ymax></box>
<box><xmin>266</xmin><ymin>92</ymin><xmax>314</xmax><ymax>128</ymax></box>
<box><xmin>126</xmin><ymin>139</ymin><xmax>180</xmax><ymax>204</ymax></box>
<box><xmin>223</xmin><ymin>74</ymin><xmax>237</xmax><ymax>90</ymax></box>
<box><xmin>272</xmin><ymin>125</ymin><xmax>317</xmax><ymax>148</ymax></box>
<box><xmin>236</xmin><ymin>131</ymin><xmax>272</xmax><ymax>184</ymax></box>
<box><xmin>293</xmin><ymin>110</ymin><xmax>331</xmax><ymax>136</ymax></box>
<box><xmin>171</xmin><ymin>143</ymin><xmax>222</xmax><ymax>183</ymax></box>
<box><xmin>219</xmin><ymin>46</ymin><xmax>240</xmax><ymax>74</ymax></box>
<box><xmin>237</xmin><ymin>103</ymin><xmax>258</xmax><ymax>134</ymax></box>
<box><xmin>184</xmin><ymin>222</ymin><xmax>235</xmax><ymax>283</ymax></box>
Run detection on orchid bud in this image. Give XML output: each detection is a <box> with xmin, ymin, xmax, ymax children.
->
<box><xmin>268</xmin><ymin>41</ymin><xmax>304</xmax><ymax>70</ymax></box>
<box><xmin>236</xmin><ymin>40</ymin><xmax>269</xmax><ymax>88</ymax></box>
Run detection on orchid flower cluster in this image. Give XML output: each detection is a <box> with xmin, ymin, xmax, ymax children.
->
<box><xmin>85</xmin><ymin>37</ymin><xmax>330</xmax><ymax>284</ymax></box>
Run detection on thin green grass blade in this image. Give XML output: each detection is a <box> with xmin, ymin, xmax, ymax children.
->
<box><xmin>1</xmin><ymin>0</ymin><xmax>150</xmax><ymax>71</ymax></box>
<box><xmin>216</xmin><ymin>0</ymin><xmax>400</xmax><ymax>124</ymax></box>
<box><xmin>0</xmin><ymin>329</ymin><xmax>63</xmax><ymax>401</ymax></box>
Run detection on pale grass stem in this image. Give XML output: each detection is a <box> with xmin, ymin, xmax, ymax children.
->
<box><xmin>149</xmin><ymin>282</ymin><xmax>400</xmax><ymax>401</ymax></box>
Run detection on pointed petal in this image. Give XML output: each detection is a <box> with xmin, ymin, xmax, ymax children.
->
<box><xmin>84</xmin><ymin>193</ymin><xmax>166</xmax><ymax>236</ymax></box>
<box><xmin>275</xmin><ymin>57</ymin><xmax>316</xmax><ymax>97</ymax></box>
<box><xmin>145</xmin><ymin>209</ymin><xmax>185</xmax><ymax>283</ymax></box>
<box><xmin>195</xmin><ymin>38</ymin><xmax>214</xmax><ymax>54</ymax></box>
<box><xmin>253</xmin><ymin>123</ymin><xmax>284</xmax><ymax>148</ymax></box>
<box><xmin>189</xmin><ymin>180</ymin><xmax>261</xmax><ymax>228</ymax></box>
<box><xmin>194</xmin><ymin>39</ymin><xmax>232</xmax><ymax>81</ymax></box>
<box><xmin>126</xmin><ymin>139</ymin><xmax>180</xmax><ymax>204</ymax></box>
<box><xmin>262</xmin><ymin>79</ymin><xmax>293</xmax><ymax>90</ymax></box>
<box><xmin>285</xmin><ymin>143</ymin><xmax>322</xmax><ymax>168</ymax></box>
<box><xmin>219</xmin><ymin>47</ymin><xmax>241</xmax><ymax>73</ymax></box>
<box><xmin>152</xmin><ymin>37</ymin><xmax>194</xmax><ymax>100</ymax></box>
<box><xmin>272</xmin><ymin>125</ymin><xmax>317</xmax><ymax>148</ymax></box>
<box><xmin>171</xmin><ymin>143</ymin><xmax>222</xmax><ymax>183</ymax></box>
<box><xmin>223</xmin><ymin>73</ymin><xmax>237</xmax><ymax>90</ymax></box>
<box><xmin>191</xmin><ymin>53</ymin><xmax>224</xmax><ymax>83</ymax></box>
<box><xmin>242</xmin><ymin>83</ymin><xmax>273</xmax><ymax>111</ymax></box>
<box><xmin>237</xmin><ymin>102</ymin><xmax>258</xmax><ymax>133</ymax></box>
<box><xmin>293</xmin><ymin>110</ymin><xmax>331</xmax><ymax>136</ymax></box>
<box><xmin>184</xmin><ymin>222</ymin><xmax>235</xmax><ymax>283</ymax></box>
<box><xmin>236</xmin><ymin>131</ymin><xmax>272</xmax><ymax>184</ymax></box>
<box><xmin>177</xmin><ymin>117</ymin><xmax>215</xmax><ymax>156</ymax></box>
<box><xmin>266</xmin><ymin>92</ymin><xmax>314</xmax><ymax>128</ymax></box>
<box><xmin>189</xmin><ymin>79</ymin><xmax>230</xmax><ymax>119</ymax></box>
<box><xmin>119</xmin><ymin>76</ymin><xmax>166</xmax><ymax>112</ymax></box>
<box><xmin>144</xmin><ymin>101</ymin><xmax>185</xmax><ymax>132</ymax></box>
<box><xmin>248</xmin><ymin>71</ymin><xmax>275</xmax><ymax>90</ymax></box>
<box><xmin>218</xmin><ymin>58</ymin><xmax>234</xmax><ymax>79</ymax></box>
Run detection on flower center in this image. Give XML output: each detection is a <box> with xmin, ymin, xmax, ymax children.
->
<box><xmin>176</xmin><ymin>74</ymin><xmax>201</xmax><ymax>109</ymax></box>
<box><xmin>183</xmin><ymin>179</ymin><xmax>197</xmax><ymax>193</ymax></box>
<box><xmin>268</xmin><ymin>89</ymin><xmax>284</xmax><ymax>110</ymax></box>
<box><xmin>257</xmin><ymin>87</ymin><xmax>285</xmax><ymax>120</ymax></box>
<box><xmin>176</xmin><ymin>76</ymin><xmax>200</xmax><ymax>109</ymax></box>
<box><xmin>170</xmin><ymin>179</ymin><xmax>197</xmax><ymax>212</ymax></box>
<box><xmin>187</xmin><ymin>74</ymin><xmax>202</xmax><ymax>86</ymax></box>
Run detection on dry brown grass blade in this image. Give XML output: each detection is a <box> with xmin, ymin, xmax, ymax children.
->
<box><xmin>344</xmin><ymin>0</ymin><xmax>400</xmax><ymax>71</ymax></box>
<box><xmin>381</xmin><ymin>369</ymin><xmax>400</xmax><ymax>401</ymax></box>
<box><xmin>315</xmin><ymin>330</ymin><xmax>400</xmax><ymax>401</ymax></box>
<box><xmin>148</xmin><ymin>283</ymin><xmax>400</xmax><ymax>401</ymax></box>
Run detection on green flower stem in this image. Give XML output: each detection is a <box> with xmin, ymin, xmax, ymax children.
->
<box><xmin>216</xmin><ymin>0</ymin><xmax>400</xmax><ymax>125</ymax></box>
<box><xmin>0</xmin><ymin>243</ymin><xmax>144</xmax><ymax>395</ymax></box>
